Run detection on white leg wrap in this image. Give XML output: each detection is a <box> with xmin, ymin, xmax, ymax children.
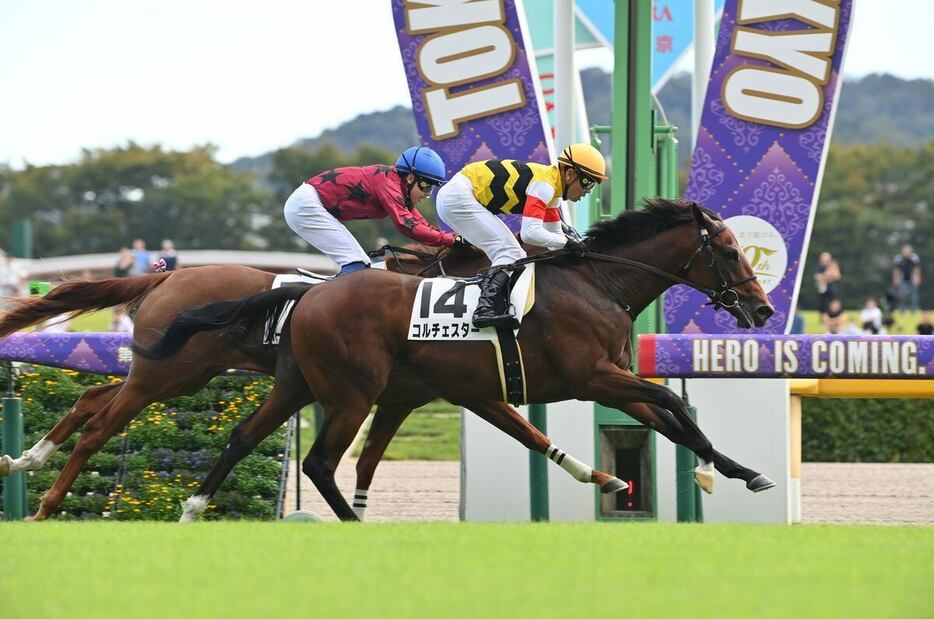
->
<box><xmin>352</xmin><ymin>488</ymin><xmax>368</xmax><ymax>522</ymax></box>
<box><xmin>179</xmin><ymin>495</ymin><xmax>209</xmax><ymax>523</ymax></box>
<box><xmin>545</xmin><ymin>444</ymin><xmax>592</xmax><ymax>483</ymax></box>
<box><xmin>11</xmin><ymin>438</ymin><xmax>59</xmax><ymax>473</ymax></box>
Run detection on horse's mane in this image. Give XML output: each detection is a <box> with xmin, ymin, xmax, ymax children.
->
<box><xmin>584</xmin><ymin>198</ymin><xmax>720</xmax><ymax>251</ymax></box>
<box><xmin>388</xmin><ymin>241</ymin><xmax>488</xmax><ymax>270</ymax></box>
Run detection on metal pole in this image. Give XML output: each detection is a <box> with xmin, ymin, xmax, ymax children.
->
<box><xmin>676</xmin><ymin>380</ymin><xmax>702</xmax><ymax>522</ymax></box>
<box><xmin>554</xmin><ymin>0</ymin><xmax>576</xmax><ymax>225</ymax></box>
<box><xmin>528</xmin><ymin>403</ymin><xmax>549</xmax><ymax>521</ymax></box>
<box><xmin>294</xmin><ymin>411</ymin><xmax>301</xmax><ymax>512</ymax></box>
<box><xmin>692</xmin><ymin>0</ymin><xmax>715</xmax><ymax>149</ymax></box>
<box><xmin>2</xmin><ymin>363</ymin><xmax>26</xmax><ymax>520</ymax></box>
<box><xmin>610</xmin><ymin>0</ymin><xmax>630</xmax><ymax>215</ymax></box>
<box><xmin>11</xmin><ymin>219</ymin><xmax>32</xmax><ymax>259</ymax></box>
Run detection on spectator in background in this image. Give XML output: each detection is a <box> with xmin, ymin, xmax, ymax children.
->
<box><xmin>892</xmin><ymin>244</ymin><xmax>921</xmax><ymax>312</ymax></box>
<box><xmin>131</xmin><ymin>239</ymin><xmax>150</xmax><ymax>275</ymax></box>
<box><xmin>918</xmin><ymin>311</ymin><xmax>933</xmax><ymax>336</ymax></box>
<box><xmin>114</xmin><ymin>247</ymin><xmax>134</xmax><ymax>277</ymax></box>
<box><xmin>823</xmin><ymin>298</ymin><xmax>846</xmax><ymax>334</ymax></box>
<box><xmin>0</xmin><ymin>251</ymin><xmax>27</xmax><ymax>298</ymax></box>
<box><xmin>814</xmin><ymin>251</ymin><xmax>841</xmax><ymax>313</ymax></box>
<box><xmin>110</xmin><ymin>307</ymin><xmax>134</xmax><ymax>333</ymax></box>
<box><xmin>860</xmin><ymin>297</ymin><xmax>884</xmax><ymax>334</ymax></box>
<box><xmin>841</xmin><ymin>316</ymin><xmax>862</xmax><ymax>335</ymax></box>
<box><xmin>159</xmin><ymin>239</ymin><xmax>179</xmax><ymax>271</ymax></box>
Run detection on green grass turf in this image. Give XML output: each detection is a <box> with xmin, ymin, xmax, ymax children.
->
<box><xmin>1</xmin><ymin>522</ymin><xmax>930</xmax><ymax>619</ymax></box>
<box><xmin>292</xmin><ymin>401</ymin><xmax>461</xmax><ymax>461</ymax></box>
<box><xmin>798</xmin><ymin>309</ymin><xmax>922</xmax><ymax>334</ymax></box>
<box><xmin>57</xmin><ymin>310</ymin><xmax>113</xmax><ymax>332</ymax></box>
<box><xmin>352</xmin><ymin>400</ymin><xmax>460</xmax><ymax>460</ymax></box>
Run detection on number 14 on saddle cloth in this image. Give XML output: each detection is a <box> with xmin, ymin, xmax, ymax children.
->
<box><xmin>407</xmin><ymin>264</ymin><xmax>535</xmax><ymax>341</ymax></box>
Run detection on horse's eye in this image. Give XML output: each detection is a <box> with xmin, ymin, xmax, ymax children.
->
<box><xmin>726</xmin><ymin>251</ymin><xmax>740</xmax><ymax>261</ymax></box>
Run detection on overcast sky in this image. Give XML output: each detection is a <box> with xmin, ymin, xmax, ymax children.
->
<box><xmin>1</xmin><ymin>0</ymin><xmax>930</xmax><ymax>169</ymax></box>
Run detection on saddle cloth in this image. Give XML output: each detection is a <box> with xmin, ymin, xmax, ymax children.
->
<box><xmin>263</xmin><ymin>273</ymin><xmax>321</xmax><ymax>345</ymax></box>
<box><xmin>263</xmin><ymin>263</ymin><xmax>390</xmax><ymax>345</ymax></box>
<box><xmin>407</xmin><ymin>264</ymin><xmax>535</xmax><ymax>341</ymax></box>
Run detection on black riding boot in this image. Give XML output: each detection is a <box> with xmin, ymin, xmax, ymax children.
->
<box><xmin>472</xmin><ymin>268</ymin><xmax>516</xmax><ymax>329</ymax></box>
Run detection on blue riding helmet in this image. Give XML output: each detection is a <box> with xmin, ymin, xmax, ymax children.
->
<box><xmin>396</xmin><ymin>146</ymin><xmax>446</xmax><ymax>185</ymax></box>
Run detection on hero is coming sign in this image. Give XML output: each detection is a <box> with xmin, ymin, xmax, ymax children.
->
<box><xmin>392</xmin><ymin>0</ymin><xmax>553</xmax><ymax>183</ymax></box>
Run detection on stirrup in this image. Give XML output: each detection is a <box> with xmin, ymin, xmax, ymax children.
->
<box><xmin>472</xmin><ymin>306</ymin><xmax>518</xmax><ymax>330</ymax></box>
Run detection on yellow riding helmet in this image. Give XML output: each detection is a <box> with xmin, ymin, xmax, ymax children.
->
<box><xmin>558</xmin><ymin>143</ymin><xmax>608</xmax><ymax>181</ymax></box>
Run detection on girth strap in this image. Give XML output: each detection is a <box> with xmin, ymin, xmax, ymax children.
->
<box><xmin>494</xmin><ymin>325</ymin><xmax>526</xmax><ymax>406</ymax></box>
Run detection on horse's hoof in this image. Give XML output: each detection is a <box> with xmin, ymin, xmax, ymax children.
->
<box><xmin>747</xmin><ymin>474</ymin><xmax>776</xmax><ymax>493</ymax></box>
<box><xmin>694</xmin><ymin>462</ymin><xmax>715</xmax><ymax>494</ymax></box>
<box><xmin>0</xmin><ymin>454</ymin><xmax>12</xmax><ymax>477</ymax></box>
<box><xmin>600</xmin><ymin>478</ymin><xmax>629</xmax><ymax>494</ymax></box>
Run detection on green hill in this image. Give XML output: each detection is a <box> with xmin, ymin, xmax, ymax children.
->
<box><xmin>229</xmin><ymin>72</ymin><xmax>934</xmax><ymax>177</ymax></box>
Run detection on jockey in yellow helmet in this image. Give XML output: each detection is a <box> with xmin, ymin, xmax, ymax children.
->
<box><xmin>436</xmin><ymin>143</ymin><xmax>608</xmax><ymax>328</ymax></box>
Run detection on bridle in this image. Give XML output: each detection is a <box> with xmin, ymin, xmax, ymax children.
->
<box><xmin>676</xmin><ymin>224</ymin><xmax>758</xmax><ymax>311</ymax></box>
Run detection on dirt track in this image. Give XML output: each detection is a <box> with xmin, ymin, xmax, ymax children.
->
<box><xmin>801</xmin><ymin>463</ymin><xmax>934</xmax><ymax>525</ymax></box>
<box><xmin>285</xmin><ymin>460</ymin><xmax>934</xmax><ymax>524</ymax></box>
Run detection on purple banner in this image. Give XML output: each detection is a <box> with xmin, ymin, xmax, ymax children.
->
<box><xmin>392</xmin><ymin>0</ymin><xmax>554</xmax><ymax>229</ymax></box>
<box><xmin>638</xmin><ymin>334</ymin><xmax>933</xmax><ymax>379</ymax></box>
<box><xmin>0</xmin><ymin>333</ymin><xmax>132</xmax><ymax>375</ymax></box>
<box><xmin>666</xmin><ymin>0</ymin><xmax>854</xmax><ymax>334</ymax></box>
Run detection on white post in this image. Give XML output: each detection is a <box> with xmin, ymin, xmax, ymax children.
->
<box><xmin>692</xmin><ymin>0</ymin><xmax>715</xmax><ymax>148</ymax></box>
<box><xmin>554</xmin><ymin>0</ymin><xmax>575</xmax><ymax>224</ymax></box>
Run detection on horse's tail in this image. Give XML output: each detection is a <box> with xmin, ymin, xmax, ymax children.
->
<box><xmin>0</xmin><ymin>272</ymin><xmax>173</xmax><ymax>337</ymax></box>
<box><xmin>132</xmin><ymin>285</ymin><xmax>313</xmax><ymax>360</ymax></box>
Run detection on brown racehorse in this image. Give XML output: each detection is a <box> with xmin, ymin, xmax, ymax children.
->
<box><xmin>138</xmin><ymin>200</ymin><xmax>777</xmax><ymax>522</ymax></box>
<box><xmin>0</xmin><ymin>251</ymin><xmax>624</xmax><ymax>520</ymax></box>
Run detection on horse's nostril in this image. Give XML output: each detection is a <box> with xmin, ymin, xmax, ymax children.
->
<box><xmin>756</xmin><ymin>305</ymin><xmax>774</xmax><ymax>319</ymax></box>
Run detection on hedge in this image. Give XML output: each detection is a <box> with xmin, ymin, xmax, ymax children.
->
<box><xmin>0</xmin><ymin>367</ymin><xmax>285</xmax><ymax>520</ymax></box>
<box><xmin>802</xmin><ymin>398</ymin><xmax>934</xmax><ymax>463</ymax></box>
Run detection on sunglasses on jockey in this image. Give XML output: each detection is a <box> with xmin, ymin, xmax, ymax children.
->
<box><xmin>415</xmin><ymin>176</ymin><xmax>441</xmax><ymax>193</ymax></box>
<box><xmin>574</xmin><ymin>168</ymin><xmax>601</xmax><ymax>189</ymax></box>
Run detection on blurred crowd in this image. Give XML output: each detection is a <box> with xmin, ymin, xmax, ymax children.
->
<box><xmin>808</xmin><ymin>244</ymin><xmax>928</xmax><ymax>336</ymax></box>
<box><xmin>0</xmin><ymin>238</ymin><xmax>180</xmax><ymax>334</ymax></box>
<box><xmin>115</xmin><ymin>238</ymin><xmax>179</xmax><ymax>277</ymax></box>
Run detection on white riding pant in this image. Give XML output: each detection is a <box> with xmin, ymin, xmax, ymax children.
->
<box><xmin>436</xmin><ymin>173</ymin><xmax>526</xmax><ymax>267</ymax></box>
<box><xmin>283</xmin><ymin>183</ymin><xmax>370</xmax><ymax>267</ymax></box>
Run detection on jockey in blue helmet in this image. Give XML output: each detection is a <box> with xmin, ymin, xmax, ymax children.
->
<box><xmin>283</xmin><ymin>145</ymin><xmax>467</xmax><ymax>275</ymax></box>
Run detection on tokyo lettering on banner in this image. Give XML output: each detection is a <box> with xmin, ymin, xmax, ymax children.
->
<box><xmin>391</xmin><ymin>0</ymin><xmax>554</xmax><ymax>231</ymax></box>
<box><xmin>665</xmin><ymin>0</ymin><xmax>854</xmax><ymax>335</ymax></box>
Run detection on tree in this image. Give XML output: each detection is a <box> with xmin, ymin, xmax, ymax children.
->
<box><xmin>0</xmin><ymin>143</ymin><xmax>267</xmax><ymax>256</ymax></box>
<box><xmin>800</xmin><ymin>142</ymin><xmax>934</xmax><ymax>310</ymax></box>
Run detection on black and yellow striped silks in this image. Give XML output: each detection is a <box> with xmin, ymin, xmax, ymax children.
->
<box><xmin>461</xmin><ymin>160</ymin><xmax>562</xmax><ymax>215</ymax></box>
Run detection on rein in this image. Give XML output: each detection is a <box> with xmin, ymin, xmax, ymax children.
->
<box><xmin>369</xmin><ymin>244</ymin><xmax>451</xmax><ymax>277</ymax></box>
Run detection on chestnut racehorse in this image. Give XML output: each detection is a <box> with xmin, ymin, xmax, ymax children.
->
<box><xmin>138</xmin><ymin>200</ymin><xmax>777</xmax><ymax>521</ymax></box>
<box><xmin>0</xmin><ymin>248</ymin><xmax>624</xmax><ymax>520</ymax></box>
